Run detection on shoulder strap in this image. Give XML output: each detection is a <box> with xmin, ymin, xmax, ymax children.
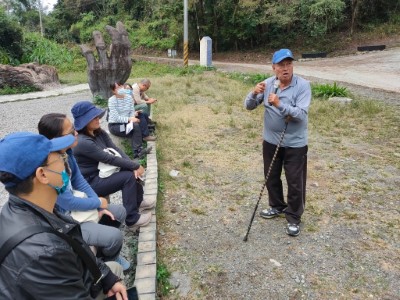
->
<box><xmin>0</xmin><ymin>225</ymin><xmax>103</xmax><ymax>284</ymax></box>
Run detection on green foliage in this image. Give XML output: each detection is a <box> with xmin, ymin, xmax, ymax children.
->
<box><xmin>0</xmin><ymin>85</ymin><xmax>40</xmax><ymax>95</ymax></box>
<box><xmin>130</xmin><ymin>61</ymin><xmax>208</xmax><ymax>79</ymax></box>
<box><xmin>312</xmin><ymin>82</ymin><xmax>348</xmax><ymax>98</ymax></box>
<box><xmin>156</xmin><ymin>262</ymin><xmax>172</xmax><ymax>296</ymax></box>
<box><xmin>21</xmin><ymin>32</ymin><xmax>78</xmax><ymax>68</ymax></box>
<box><xmin>70</xmin><ymin>12</ymin><xmax>113</xmax><ymax>44</ymax></box>
<box><xmin>0</xmin><ymin>8</ymin><xmax>24</xmax><ymax>63</ymax></box>
<box><xmin>223</xmin><ymin>72</ymin><xmax>271</xmax><ymax>85</ymax></box>
<box><xmin>93</xmin><ymin>95</ymin><xmax>108</xmax><ymax>108</ymax></box>
<box><xmin>305</xmin><ymin>0</ymin><xmax>346</xmax><ymax>37</ymax></box>
<box><xmin>130</xmin><ymin>19</ymin><xmax>180</xmax><ymax>51</ymax></box>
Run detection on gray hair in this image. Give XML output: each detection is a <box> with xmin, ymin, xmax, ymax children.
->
<box><xmin>140</xmin><ymin>79</ymin><xmax>151</xmax><ymax>86</ymax></box>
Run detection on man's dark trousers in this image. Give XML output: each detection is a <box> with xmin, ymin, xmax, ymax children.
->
<box><xmin>263</xmin><ymin>141</ymin><xmax>308</xmax><ymax>224</ymax></box>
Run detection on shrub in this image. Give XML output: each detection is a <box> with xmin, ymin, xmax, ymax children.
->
<box><xmin>312</xmin><ymin>82</ymin><xmax>348</xmax><ymax>98</ymax></box>
<box><xmin>0</xmin><ymin>8</ymin><xmax>23</xmax><ymax>63</ymax></box>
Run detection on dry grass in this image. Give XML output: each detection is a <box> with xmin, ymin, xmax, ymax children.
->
<box><xmin>141</xmin><ymin>70</ymin><xmax>399</xmax><ymax>299</ymax></box>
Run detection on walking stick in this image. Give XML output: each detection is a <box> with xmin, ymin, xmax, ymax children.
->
<box><xmin>243</xmin><ymin>117</ymin><xmax>290</xmax><ymax>242</ymax></box>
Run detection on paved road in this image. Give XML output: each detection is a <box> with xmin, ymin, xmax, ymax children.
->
<box><xmin>135</xmin><ymin>47</ymin><xmax>400</xmax><ymax>94</ymax></box>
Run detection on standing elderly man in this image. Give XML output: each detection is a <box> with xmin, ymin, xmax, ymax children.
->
<box><xmin>244</xmin><ymin>49</ymin><xmax>311</xmax><ymax>236</ymax></box>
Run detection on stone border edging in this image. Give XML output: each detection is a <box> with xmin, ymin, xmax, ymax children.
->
<box><xmin>134</xmin><ymin>140</ymin><xmax>157</xmax><ymax>299</ymax></box>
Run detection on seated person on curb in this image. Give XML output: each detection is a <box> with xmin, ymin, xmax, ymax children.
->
<box><xmin>0</xmin><ymin>132</ymin><xmax>127</xmax><ymax>300</ymax></box>
<box><xmin>38</xmin><ymin>113</ymin><xmax>131</xmax><ymax>271</ymax></box>
<box><xmin>130</xmin><ymin>79</ymin><xmax>157</xmax><ymax>118</ymax></box>
<box><xmin>71</xmin><ymin>101</ymin><xmax>156</xmax><ymax>232</ymax></box>
<box><xmin>108</xmin><ymin>83</ymin><xmax>155</xmax><ymax>159</ymax></box>
<box><xmin>124</xmin><ymin>83</ymin><xmax>155</xmax><ymax>134</ymax></box>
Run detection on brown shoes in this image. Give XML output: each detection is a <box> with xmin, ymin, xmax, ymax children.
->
<box><xmin>139</xmin><ymin>198</ymin><xmax>156</xmax><ymax>212</ymax></box>
<box><xmin>143</xmin><ymin>136</ymin><xmax>157</xmax><ymax>142</ymax></box>
<box><xmin>126</xmin><ymin>212</ymin><xmax>152</xmax><ymax>232</ymax></box>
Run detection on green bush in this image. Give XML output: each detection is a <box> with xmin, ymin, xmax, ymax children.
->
<box><xmin>129</xmin><ymin>20</ymin><xmax>180</xmax><ymax>51</ymax></box>
<box><xmin>21</xmin><ymin>32</ymin><xmax>78</xmax><ymax>68</ymax></box>
<box><xmin>0</xmin><ymin>85</ymin><xmax>40</xmax><ymax>95</ymax></box>
<box><xmin>0</xmin><ymin>8</ymin><xmax>23</xmax><ymax>63</ymax></box>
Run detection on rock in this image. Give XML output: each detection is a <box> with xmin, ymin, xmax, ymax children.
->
<box><xmin>169</xmin><ymin>169</ymin><xmax>180</xmax><ymax>177</ymax></box>
<box><xmin>269</xmin><ymin>259</ymin><xmax>282</xmax><ymax>267</ymax></box>
<box><xmin>328</xmin><ymin>96</ymin><xmax>353</xmax><ymax>104</ymax></box>
<box><xmin>169</xmin><ymin>271</ymin><xmax>191</xmax><ymax>297</ymax></box>
<box><xmin>0</xmin><ymin>63</ymin><xmax>60</xmax><ymax>90</ymax></box>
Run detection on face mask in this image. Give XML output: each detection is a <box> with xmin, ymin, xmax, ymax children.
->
<box><xmin>47</xmin><ymin>169</ymin><xmax>70</xmax><ymax>195</ymax></box>
<box><xmin>118</xmin><ymin>88</ymin><xmax>132</xmax><ymax>96</ymax></box>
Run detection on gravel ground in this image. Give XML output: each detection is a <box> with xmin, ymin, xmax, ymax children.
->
<box><xmin>1</xmin><ymin>53</ymin><xmax>399</xmax><ymax>299</ymax></box>
<box><xmin>0</xmin><ymin>91</ymin><xmax>92</xmax><ymax>209</ymax></box>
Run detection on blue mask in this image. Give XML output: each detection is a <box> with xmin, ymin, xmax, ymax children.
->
<box><xmin>47</xmin><ymin>169</ymin><xmax>70</xmax><ymax>195</ymax></box>
<box><xmin>118</xmin><ymin>88</ymin><xmax>132</xmax><ymax>96</ymax></box>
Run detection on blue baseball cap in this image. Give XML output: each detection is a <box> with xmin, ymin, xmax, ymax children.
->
<box><xmin>71</xmin><ymin>101</ymin><xmax>106</xmax><ymax>131</ymax></box>
<box><xmin>272</xmin><ymin>49</ymin><xmax>294</xmax><ymax>64</ymax></box>
<box><xmin>0</xmin><ymin>132</ymin><xmax>75</xmax><ymax>186</ymax></box>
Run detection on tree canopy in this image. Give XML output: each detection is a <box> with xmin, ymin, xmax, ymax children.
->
<box><xmin>1</xmin><ymin>0</ymin><xmax>399</xmax><ymax>56</ymax></box>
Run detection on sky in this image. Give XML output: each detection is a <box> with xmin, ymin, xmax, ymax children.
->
<box><xmin>41</xmin><ymin>0</ymin><xmax>57</xmax><ymax>12</ymax></box>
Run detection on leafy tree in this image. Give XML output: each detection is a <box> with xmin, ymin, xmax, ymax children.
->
<box><xmin>0</xmin><ymin>7</ymin><xmax>23</xmax><ymax>63</ymax></box>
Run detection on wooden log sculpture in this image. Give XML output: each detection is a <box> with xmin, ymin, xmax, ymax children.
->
<box><xmin>80</xmin><ymin>21</ymin><xmax>132</xmax><ymax>99</ymax></box>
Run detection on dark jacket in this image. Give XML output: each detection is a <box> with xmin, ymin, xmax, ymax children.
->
<box><xmin>72</xmin><ymin>129</ymin><xmax>139</xmax><ymax>181</ymax></box>
<box><xmin>0</xmin><ymin>194</ymin><xmax>119</xmax><ymax>299</ymax></box>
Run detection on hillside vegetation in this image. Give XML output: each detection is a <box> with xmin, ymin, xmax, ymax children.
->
<box><xmin>0</xmin><ymin>0</ymin><xmax>399</xmax><ymax>69</ymax></box>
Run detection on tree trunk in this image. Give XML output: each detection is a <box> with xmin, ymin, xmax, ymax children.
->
<box><xmin>80</xmin><ymin>22</ymin><xmax>132</xmax><ymax>100</ymax></box>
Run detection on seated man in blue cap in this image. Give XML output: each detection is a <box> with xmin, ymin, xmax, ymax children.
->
<box><xmin>0</xmin><ymin>132</ymin><xmax>128</xmax><ymax>299</ymax></box>
<box><xmin>244</xmin><ymin>49</ymin><xmax>311</xmax><ymax>237</ymax></box>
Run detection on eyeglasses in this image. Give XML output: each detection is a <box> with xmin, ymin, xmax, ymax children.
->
<box><xmin>45</xmin><ymin>153</ymin><xmax>68</xmax><ymax>166</ymax></box>
<box><xmin>63</xmin><ymin>126</ymin><xmax>76</xmax><ymax>136</ymax></box>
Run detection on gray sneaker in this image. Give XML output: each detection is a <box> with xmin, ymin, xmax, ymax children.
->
<box><xmin>259</xmin><ymin>207</ymin><xmax>284</xmax><ymax>219</ymax></box>
<box><xmin>285</xmin><ymin>223</ymin><xmax>300</xmax><ymax>236</ymax></box>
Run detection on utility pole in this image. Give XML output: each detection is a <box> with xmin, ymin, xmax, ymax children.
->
<box><xmin>38</xmin><ymin>0</ymin><xmax>44</xmax><ymax>37</ymax></box>
<box><xmin>183</xmin><ymin>0</ymin><xmax>188</xmax><ymax>67</ymax></box>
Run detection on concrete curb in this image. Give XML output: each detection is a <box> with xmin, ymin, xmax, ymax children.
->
<box><xmin>0</xmin><ymin>84</ymin><xmax>90</xmax><ymax>103</ymax></box>
<box><xmin>134</xmin><ymin>140</ymin><xmax>157</xmax><ymax>299</ymax></box>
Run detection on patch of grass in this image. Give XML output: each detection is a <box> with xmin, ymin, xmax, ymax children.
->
<box><xmin>157</xmin><ymin>262</ymin><xmax>172</xmax><ymax>296</ymax></box>
<box><xmin>0</xmin><ymin>85</ymin><xmax>40</xmax><ymax>95</ymax></box>
<box><xmin>191</xmin><ymin>207</ymin><xmax>206</xmax><ymax>215</ymax></box>
<box><xmin>343</xmin><ymin>211</ymin><xmax>358</xmax><ymax>220</ymax></box>
<box><xmin>58</xmin><ymin>71</ymin><xmax>87</xmax><ymax>85</ymax></box>
<box><xmin>130</xmin><ymin>61</ymin><xmax>210</xmax><ymax>79</ymax></box>
<box><xmin>311</xmin><ymin>82</ymin><xmax>349</xmax><ymax>98</ymax></box>
<box><xmin>223</xmin><ymin>72</ymin><xmax>271</xmax><ymax>85</ymax></box>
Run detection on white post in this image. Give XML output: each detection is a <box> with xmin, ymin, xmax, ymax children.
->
<box><xmin>200</xmin><ymin>36</ymin><xmax>212</xmax><ymax>67</ymax></box>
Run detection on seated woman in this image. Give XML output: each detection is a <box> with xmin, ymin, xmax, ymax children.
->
<box><xmin>107</xmin><ymin>83</ymin><xmax>155</xmax><ymax>159</ymax></box>
<box><xmin>38</xmin><ymin>113</ymin><xmax>131</xmax><ymax>271</ymax></box>
<box><xmin>70</xmin><ymin>101</ymin><xmax>155</xmax><ymax>232</ymax></box>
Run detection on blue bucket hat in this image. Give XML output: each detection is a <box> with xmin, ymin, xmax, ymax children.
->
<box><xmin>71</xmin><ymin>101</ymin><xmax>106</xmax><ymax>131</ymax></box>
<box><xmin>272</xmin><ymin>49</ymin><xmax>294</xmax><ymax>64</ymax></box>
<box><xmin>0</xmin><ymin>132</ymin><xmax>75</xmax><ymax>186</ymax></box>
